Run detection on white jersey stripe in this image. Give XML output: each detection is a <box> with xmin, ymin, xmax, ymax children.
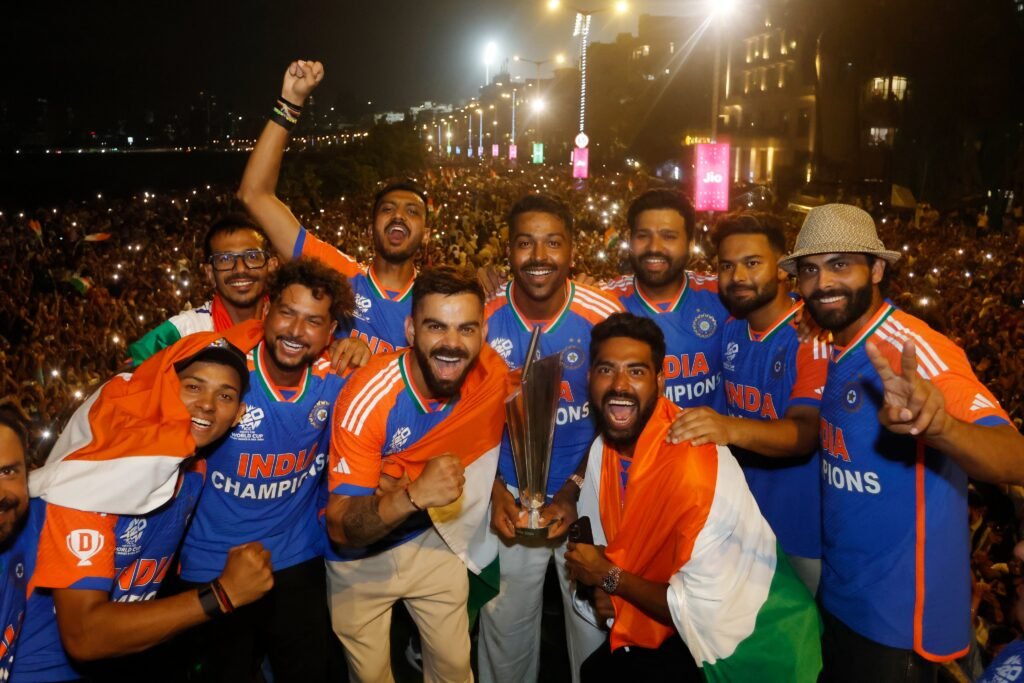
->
<box><xmin>574</xmin><ymin>289</ymin><xmax>621</xmax><ymax>316</ymax></box>
<box><xmin>878</xmin><ymin>322</ymin><xmax>942</xmax><ymax>378</ymax></box>
<box><xmin>884</xmin><ymin>318</ymin><xmax>949</xmax><ymax>373</ymax></box>
<box><xmin>875</xmin><ymin>329</ymin><xmax>935</xmax><ymax>380</ymax></box>
<box><xmin>342</xmin><ymin>363</ymin><xmax>401</xmax><ymax>432</ymax></box>
<box><xmin>352</xmin><ymin>372</ymin><xmax>402</xmax><ymax>436</ymax></box>
<box><xmin>574</xmin><ymin>298</ymin><xmax>618</xmax><ymax>320</ymax></box>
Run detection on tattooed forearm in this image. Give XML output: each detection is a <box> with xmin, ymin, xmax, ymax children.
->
<box><xmin>340</xmin><ymin>495</ymin><xmax>398</xmax><ymax>547</ymax></box>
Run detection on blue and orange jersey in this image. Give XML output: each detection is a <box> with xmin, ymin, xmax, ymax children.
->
<box><xmin>294</xmin><ymin>227</ymin><xmax>411</xmax><ymax>354</ymax></box>
<box><xmin>179</xmin><ymin>343</ymin><xmax>347</xmax><ymax>582</ymax></box>
<box><xmin>14</xmin><ymin>462</ymin><xmax>205</xmax><ymax>682</ymax></box>
<box><xmin>0</xmin><ymin>499</ymin><xmax>43</xmax><ymax>680</ymax></box>
<box><xmin>604</xmin><ymin>272</ymin><xmax>728</xmax><ymax>411</ymax></box>
<box><xmin>721</xmin><ymin>300</ymin><xmax>829</xmax><ymax>559</ymax></box>
<box><xmin>327</xmin><ymin>350</ymin><xmax>457</xmax><ymax>560</ymax></box>
<box><xmin>818</xmin><ymin>302</ymin><xmax>1010</xmax><ymax>661</ymax></box>
<box><xmin>486</xmin><ymin>281</ymin><xmax>623</xmax><ymax>495</ymax></box>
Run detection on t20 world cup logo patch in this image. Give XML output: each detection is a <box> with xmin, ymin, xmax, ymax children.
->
<box><xmin>67</xmin><ymin>529</ymin><xmax>105</xmax><ymax>567</ymax></box>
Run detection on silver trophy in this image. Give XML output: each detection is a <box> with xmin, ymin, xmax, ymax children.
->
<box><xmin>505</xmin><ymin>327</ymin><xmax>562</xmax><ymax>537</ymax></box>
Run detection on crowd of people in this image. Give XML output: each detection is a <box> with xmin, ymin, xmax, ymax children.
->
<box><xmin>2</xmin><ymin>102</ymin><xmax>1024</xmax><ymax>679</ymax></box>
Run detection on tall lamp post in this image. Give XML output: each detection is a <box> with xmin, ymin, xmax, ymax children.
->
<box><xmin>708</xmin><ymin>0</ymin><xmax>737</xmax><ymax>141</ymax></box>
<box><xmin>513</xmin><ymin>53</ymin><xmax>565</xmax><ymax>143</ymax></box>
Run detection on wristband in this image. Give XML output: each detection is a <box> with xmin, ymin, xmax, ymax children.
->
<box><xmin>405</xmin><ymin>486</ymin><xmax>424</xmax><ymax>512</ymax></box>
<box><xmin>211</xmin><ymin>578</ymin><xmax>235</xmax><ymax>614</ymax></box>
<box><xmin>278</xmin><ymin>95</ymin><xmax>304</xmax><ymax>112</ymax></box>
<box><xmin>198</xmin><ymin>583</ymin><xmax>223</xmax><ymax>619</ymax></box>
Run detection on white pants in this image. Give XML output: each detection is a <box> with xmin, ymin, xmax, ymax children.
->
<box><xmin>477</xmin><ymin>531</ymin><xmax>606</xmax><ymax>683</ymax></box>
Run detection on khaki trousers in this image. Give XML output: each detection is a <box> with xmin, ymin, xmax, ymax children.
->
<box><xmin>326</xmin><ymin>527</ymin><xmax>472</xmax><ymax>683</ymax></box>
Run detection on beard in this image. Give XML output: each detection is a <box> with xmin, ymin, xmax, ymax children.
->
<box><xmin>720</xmin><ymin>279</ymin><xmax>780</xmax><ymax>318</ymax></box>
<box><xmin>0</xmin><ymin>495</ymin><xmax>28</xmax><ymax>547</ymax></box>
<box><xmin>413</xmin><ymin>344</ymin><xmax>472</xmax><ymax>399</ymax></box>
<box><xmin>804</xmin><ymin>281</ymin><xmax>875</xmax><ymax>332</ymax></box>
<box><xmin>373</xmin><ymin>223</ymin><xmax>422</xmax><ymax>264</ymax></box>
<box><xmin>630</xmin><ymin>251</ymin><xmax>687</xmax><ymax>290</ymax></box>
<box><xmin>592</xmin><ymin>390</ymin><xmax>659</xmax><ymax>450</ymax></box>
<box><xmin>216</xmin><ymin>273</ymin><xmax>266</xmax><ymax>308</ymax></box>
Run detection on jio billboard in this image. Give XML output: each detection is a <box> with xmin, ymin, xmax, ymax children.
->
<box><xmin>694</xmin><ymin>143</ymin><xmax>730</xmax><ymax>212</ymax></box>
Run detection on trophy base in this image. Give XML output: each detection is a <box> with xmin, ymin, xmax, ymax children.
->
<box><xmin>515</xmin><ymin>525</ymin><xmax>551</xmax><ymax>538</ymax></box>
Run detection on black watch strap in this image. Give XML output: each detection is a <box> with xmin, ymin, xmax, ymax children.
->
<box><xmin>198</xmin><ymin>582</ymin><xmax>223</xmax><ymax>619</ymax></box>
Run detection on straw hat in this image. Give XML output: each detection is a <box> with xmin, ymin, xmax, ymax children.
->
<box><xmin>778</xmin><ymin>203</ymin><xmax>901</xmax><ymax>274</ymax></box>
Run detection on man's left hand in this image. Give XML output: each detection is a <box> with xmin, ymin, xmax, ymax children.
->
<box><xmin>866</xmin><ymin>340</ymin><xmax>948</xmax><ymax>437</ymax></box>
<box><xmin>540</xmin><ymin>492</ymin><xmax>577</xmax><ymax>540</ymax></box>
<box><xmin>667</xmin><ymin>406</ymin><xmax>734</xmax><ymax>446</ymax></box>
<box><xmin>565</xmin><ymin>542</ymin><xmax>614</xmax><ymax>587</ymax></box>
<box><xmin>329</xmin><ymin>336</ymin><xmax>371</xmax><ymax>373</ymax></box>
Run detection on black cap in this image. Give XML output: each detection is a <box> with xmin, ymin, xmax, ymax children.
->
<box><xmin>174</xmin><ymin>340</ymin><xmax>250</xmax><ymax>396</ymax></box>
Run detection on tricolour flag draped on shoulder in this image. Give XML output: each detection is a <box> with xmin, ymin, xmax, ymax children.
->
<box><xmin>576</xmin><ymin>397</ymin><xmax>822</xmax><ymax>682</ymax></box>
<box><xmin>29</xmin><ymin>320</ymin><xmax>264</xmax><ymax>516</ymax></box>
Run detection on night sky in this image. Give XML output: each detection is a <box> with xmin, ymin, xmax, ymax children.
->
<box><xmin>7</xmin><ymin>1</ymin><xmax>700</xmax><ymax>122</ymax></box>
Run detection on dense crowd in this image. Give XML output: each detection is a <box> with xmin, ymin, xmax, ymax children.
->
<box><xmin>2</xmin><ymin>163</ymin><xmax>1023</xmax><ymax>674</ymax></box>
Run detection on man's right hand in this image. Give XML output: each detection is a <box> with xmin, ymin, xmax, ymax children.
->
<box><xmin>407</xmin><ymin>454</ymin><xmax>465</xmax><ymax>508</ymax></box>
<box><xmin>217</xmin><ymin>542</ymin><xmax>274</xmax><ymax>608</ymax></box>
<box><xmin>490</xmin><ymin>479</ymin><xmax>523</xmax><ymax>540</ymax></box>
<box><xmin>593</xmin><ymin>588</ymin><xmax>615</xmax><ymax>622</ymax></box>
<box><xmin>281</xmin><ymin>59</ymin><xmax>324</xmax><ymax>107</ymax></box>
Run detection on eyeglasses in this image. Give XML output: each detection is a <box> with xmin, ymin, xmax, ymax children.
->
<box><xmin>208</xmin><ymin>250</ymin><xmax>270</xmax><ymax>271</ymax></box>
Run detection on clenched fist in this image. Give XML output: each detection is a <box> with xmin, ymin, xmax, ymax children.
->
<box><xmin>281</xmin><ymin>59</ymin><xmax>324</xmax><ymax>107</ymax></box>
<box><xmin>408</xmin><ymin>454</ymin><xmax>465</xmax><ymax>509</ymax></box>
<box><xmin>217</xmin><ymin>541</ymin><xmax>274</xmax><ymax>608</ymax></box>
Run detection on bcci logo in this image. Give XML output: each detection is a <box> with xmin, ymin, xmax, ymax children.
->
<box><xmin>308</xmin><ymin>400</ymin><xmax>330</xmax><ymax>429</ymax></box>
<box><xmin>561</xmin><ymin>341</ymin><xmax>584</xmax><ymax>370</ymax></box>
<box><xmin>842</xmin><ymin>381</ymin><xmax>862</xmax><ymax>413</ymax></box>
<box><xmin>117</xmin><ymin>519</ymin><xmax>147</xmax><ymax>555</ymax></box>
<box><xmin>723</xmin><ymin>341</ymin><xmax>739</xmax><ymax>371</ymax></box>
<box><xmin>490</xmin><ymin>337</ymin><xmax>514</xmax><ymax>363</ymax></box>
<box><xmin>67</xmin><ymin>529</ymin><xmax>105</xmax><ymax>567</ymax></box>
<box><xmin>354</xmin><ymin>294</ymin><xmax>372</xmax><ymax>321</ymax></box>
<box><xmin>693</xmin><ymin>313</ymin><xmax>717</xmax><ymax>339</ymax></box>
<box><xmin>386</xmin><ymin>427</ymin><xmax>412</xmax><ymax>455</ymax></box>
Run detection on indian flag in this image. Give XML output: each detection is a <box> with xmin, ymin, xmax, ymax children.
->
<box><xmin>83</xmin><ymin>232</ymin><xmax>112</xmax><ymax>242</ymax></box>
<box><xmin>603</xmin><ymin>226</ymin><xmax>622</xmax><ymax>250</ymax></box>
<box><xmin>66</xmin><ymin>274</ymin><xmax>94</xmax><ymax>295</ymax></box>
<box><xmin>576</xmin><ymin>397</ymin><xmax>822</xmax><ymax>682</ymax></box>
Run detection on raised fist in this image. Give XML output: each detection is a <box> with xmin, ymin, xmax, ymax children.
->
<box><xmin>281</xmin><ymin>60</ymin><xmax>325</xmax><ymax>106</ymax></box>
<box><xmin>217</xmin><ymin>541</ymin><xmax>274</xmax><ymax>608</ymax></box>
<box><xmin>408</xmin><ymin>454</ymin><xmax>465</xmax><ymax>509</ymax></box>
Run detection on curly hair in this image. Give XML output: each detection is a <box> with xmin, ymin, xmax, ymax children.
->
<box><xmin>267</xmin><ymin>258</ymin><xmax>355</xmax><ymax>323</ymax></box>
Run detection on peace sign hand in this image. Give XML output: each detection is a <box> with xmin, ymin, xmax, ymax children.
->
<box><xmin>865</xmin><ymin>340</ymin><xmax>949</xmax><ymax>438</ymax></box>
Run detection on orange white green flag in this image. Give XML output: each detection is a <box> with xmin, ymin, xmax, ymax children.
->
<box><xmin>574</xmin><ymin>397</ymin><xmax>823</xmax><ymax>682</ymax></box>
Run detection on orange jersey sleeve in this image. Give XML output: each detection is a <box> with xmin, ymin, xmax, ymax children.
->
<box><xmin>875</xmin><ymin>311</ymin><xmax>1010</xmax><ymax>425</ymax></box>
<box><xmin>328</xmin><ymin>358</ymin><xmax>403</xmax><ymax>495</ymax></box>
<box><xmin>790</xmin><ymin>337</ymin><xmax>830</xmax><ymax>405</ymax></box>
<box><xmin>31</xmin><ymin>505</ymin><xmax>118</xmax><ymax>593</ymax></box>
<box><xmin>297</xmin><ymin>228</ymin><xmax>362</xmax><ymax>279</ymax></box>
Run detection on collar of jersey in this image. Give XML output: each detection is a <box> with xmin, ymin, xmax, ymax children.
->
<box><xmin>508</xmin><ymin>280</ymin><xmax>573</xmax><ymax>333</ymax></box>
<box><xmin>748</xmin><ymin>301</ymin><xmax>803</xmax><ymax>343</ymax></box>
<box><xmin>831</xmin><ymin>302</ymin><xmax>895</xmax><ymax>364</ymax></box>
<box><xmin>398</xmin><ymin>350</ymin><xmax>452</xmax><ymax>414</ymax></box>
<box><xmin>367</xmin><ymin>264</ymin><xmax>415</xmax><ymax>302</ymax></box>
<box><xmin>633</xmin><ymin>275</ymin><xmax>689</xmax><ymax>315</ymax></box>
<box><xmin>253</xmin><ymin>341</ymin><xmax>311</xmax><ymax>403</ymax></box>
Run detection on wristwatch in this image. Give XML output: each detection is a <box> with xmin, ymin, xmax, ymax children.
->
<box><xmin>601</xmin><ymin>565</ymin><xmax>623</xmax><ymax>595</ymax></box>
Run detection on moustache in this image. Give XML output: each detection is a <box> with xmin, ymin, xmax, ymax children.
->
<box><xmin>430</xmin><ymin>346</ymin><xmax>469</xmax><ymax>360</ymax></box>
<box><xmin>276</xmin><ymin>335</ymin><xmax>308</xmax><ymax>347</ymax></box>
<box><xmin>601</xmin><ymin>390</ymin><xmax>638</xmax><ymax>405</ymax></box>
<box><xmin>809</xmin><ymin>288</ymin><xmax>852</xmax><ymax>302</ymax></box>
<box><xmin>519</xmin><ymin>260</ymin><xmax>558</xmax><ymax>271</ymax></box>
<box><xmin>637</xmin><ymin>251</ymin><xmax>672</xmax><ymax>263</ymax></box>
<box><xmin>726</xmin><ymin>284</ymin><xmax>757</xmax><ymax>295</ymax></box>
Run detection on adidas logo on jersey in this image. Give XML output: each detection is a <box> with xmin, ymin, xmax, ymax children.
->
<box><xmin>970</xmin><ymin>393</ymin><xmax>996</xmax><ymax>412</ymax></box>
<box><xmin>334</xmin><ymin>457</ymin><xmax>351</xmax><ymax>475</ymax></box>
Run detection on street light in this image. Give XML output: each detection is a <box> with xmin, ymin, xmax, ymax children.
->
<box><xmin>513</xmin><ymin>53</ymin><xmax>566</xmax><ymax>142</ymax></box>
<box><xmin>708</xmin><ymin>0</ymin><xmax>737</xmax><ymax>140</ymax></box>
<box><xmin>484</xmin><ymin>41</ymin><xmax>498</xmax><ymax>85</ymax></box>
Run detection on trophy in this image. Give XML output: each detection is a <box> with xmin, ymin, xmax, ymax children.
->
<box><xmin>505</xmin><ymin>327</ymin><xmax>562</xmax><ymax>537</ymax></box>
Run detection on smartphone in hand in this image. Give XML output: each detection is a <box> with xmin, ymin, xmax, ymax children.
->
<box><xmin>568</xmin><ymin>516</ymin><xmax>595</xmax><ymax>601</ymax></box>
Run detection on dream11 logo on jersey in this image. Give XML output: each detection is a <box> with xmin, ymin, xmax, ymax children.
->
<box><xmin>67</xmin><ymin>529</ymin><xmax>105</xmax><ymax>567</ymax></box>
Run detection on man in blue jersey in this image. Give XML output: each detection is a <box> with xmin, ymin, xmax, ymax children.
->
<box><xmin>780</xmin><ymin>203</ymin><xmax>1024</xmax><ymax>682</ymax></box>
<box><xmin>480</xmin><ymin>194</ymin><xmax>620</xmax><ymax>683</ymax></box>
<box><xmin>604</xmin><ymin>189</ymin><xmax>728</xmax><ymax>411</ymax></box>
<box><xmin>13</xmin><ymin>339</ymin><xmax>276</xmax><ymax>682</ymax></box>
<box><xmin>670</xmin><ymin>212</ymin><xmax>827</xmax><ymax>593</ymax></box>
<box><xmin>0</xmin><ymin>407</ymin><xmax>33</xmax><ymax>679</ymax></box>
<box><xmin>177</xmin><ymin>258</ymin><xmax>354</xmax><ymax>682</ymax></box>
<box><xmin>129</xmin><ymin>214</ymin><xmax>279</xmax><ymax>365</ymax></box>
<box><xmin>238</xmin><ymin>59</ymin><xmax>425</xmax><ymax>356</ymax></box>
